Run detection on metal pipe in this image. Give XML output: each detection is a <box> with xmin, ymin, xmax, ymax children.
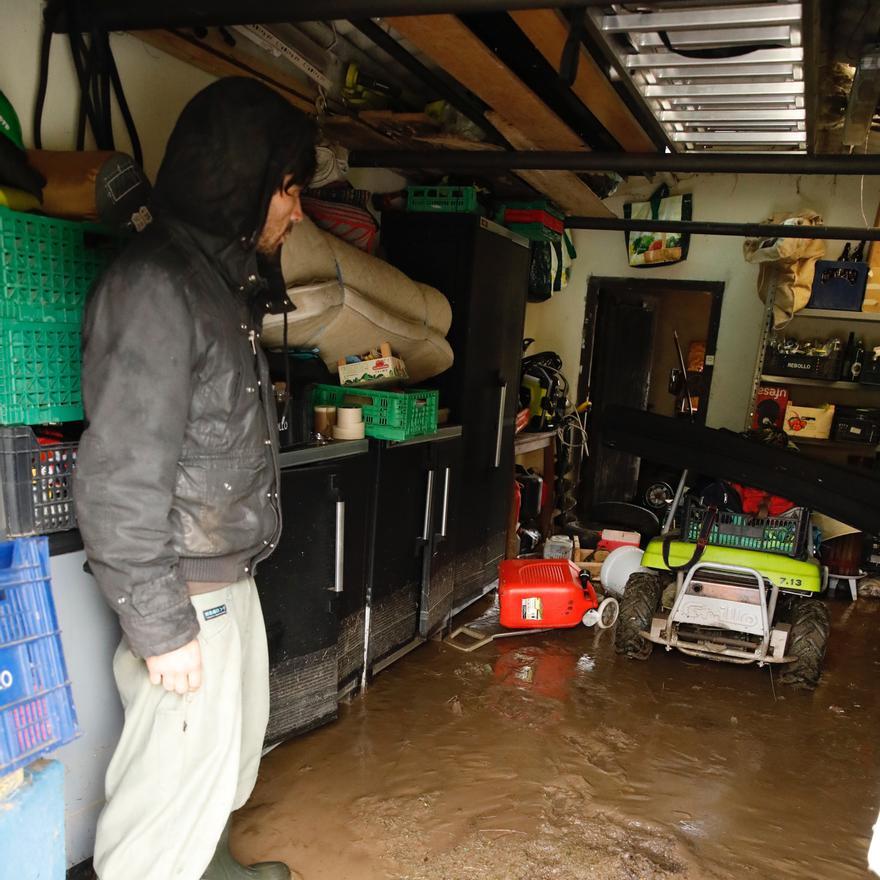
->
<box><xmin>564</xmin><ymin>216</ymin><xmax>880</xmax><ymax>242</ymax></box>
<box><xmin>348</xmin><ymin>149</ymin><xmax>880</xmax><ymax>175</ymax></box>
<box><xmin>49</xmin><ymin>0</ymin><xmax>594</xmax><ymax>32</ymax></box>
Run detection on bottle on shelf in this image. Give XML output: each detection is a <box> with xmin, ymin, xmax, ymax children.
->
<box><xmin>851</xmin><ymin>338</ymin><xmax>865</xmax><ymax>382</ymax></box>
<box><xmin>852</xmin><ymin>241</ymin><xmax>867</xmax><ymax>263</ymax></box>
<box><xmin>840</xmin><ymin>242</ymin><xmax>852</xmax><ymax>261</ymax></box>
<box><xmin>841</xmin><ymin>332</ymin><xmax>856</xmax><ymax>379</ymax></box>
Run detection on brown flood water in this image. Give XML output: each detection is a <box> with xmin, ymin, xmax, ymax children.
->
<box><xmin>232</xmin><ymin>597</ymin><xmax>880</xmax><ymax>880</ymax></box>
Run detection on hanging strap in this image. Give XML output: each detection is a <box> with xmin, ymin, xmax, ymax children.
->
<box><xmin>559</xmin><ymin>7</ymin><xmax>587</xmax><ymax>86</ymax></box>
<box><xmin>662</xmin><ymin>505</ymin><xmax>718</xmax><ymax>572</ymax></box>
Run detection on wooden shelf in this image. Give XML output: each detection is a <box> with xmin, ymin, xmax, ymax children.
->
<box><xmin>760</xmin><ymin>374</ymin><xmax>879</xmax><ymax>390</ymax></box>
<box><xmin>792</xmin><ymin>309</ymin><xmax>880</xmax><ymax>323</ymax></box>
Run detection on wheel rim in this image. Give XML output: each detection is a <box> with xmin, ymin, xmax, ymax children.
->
<box><xmin>597</xmin><ymin>597</ymin><xmax>619</xmax><ymax>629</ymax></box>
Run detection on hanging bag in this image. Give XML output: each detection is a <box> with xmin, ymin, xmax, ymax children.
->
<box><xmin>743</xmin><ymin>211</ymin><xmax>825</xmax><ymax>328</ymax></box>
<box><xmin>624</xmin><ymin>183</ymin><xmax>692</xmax><ymax>267</ymax></box>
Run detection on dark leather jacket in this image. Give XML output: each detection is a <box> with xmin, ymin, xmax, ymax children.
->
<box><xmin>75</xmin><ymin>79</ymin><xmax>314</xmax><ymax>658</ymax></box>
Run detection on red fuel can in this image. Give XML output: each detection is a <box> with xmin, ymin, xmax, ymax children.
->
<box><xmin>499</xmin><ymin>559</ymin><xmax>599</xmax><ymax>629</ymax></box>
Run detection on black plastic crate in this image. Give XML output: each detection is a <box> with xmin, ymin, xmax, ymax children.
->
<box><xmin>0</xmin><ymin>427</ymin><xmax>77</xmax><ymax>537</ymax></box>
<box><xmin>833</xmin><ymin>407</ymin><xmax>880</xmax><ymax>444</ymax></box>
<box><xmin>681</xmin><ymin>499</ymin><xmax>810</xmax><ymax>558</ymax></box>
<box><xmin>763</xmin><ymin>346</ymin><xmax>843</xmax><ymax>381</ymax></box>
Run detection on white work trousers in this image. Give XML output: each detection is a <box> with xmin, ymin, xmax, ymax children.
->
<box><xmin>94</xmin><ymin>578</ymin><xmax>270</xmax><ymax>880</ymax></box>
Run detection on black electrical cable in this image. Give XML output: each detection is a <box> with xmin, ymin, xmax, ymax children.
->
<box><xmin>68</xmin><ymin>28</ymin><xmax>101</xmax><ymax>150</ymax></box>
<box><xmin>106</xmin><ymin>36</ymin><xmax>144</xmax><ymax>167</ymax></box>
<box><xmin>96</xmin><ymin>29</ymin><xmax>114</xmax><ymax>149</ymax></box>
<box><xmin>656</xmin><ymin>29</ymin><xmax>784</xmax><ymax>59</ymax></box>
<box><xmin>32</xmin><ymin>11</ymin><xmax>54</xmax><ymax>149</ymax></box>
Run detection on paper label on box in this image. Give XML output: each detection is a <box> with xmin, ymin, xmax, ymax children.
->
<box><xmin>522</xmin><ymin>597</ymin><xmax>543</xmax><ymax>621</ymax></box>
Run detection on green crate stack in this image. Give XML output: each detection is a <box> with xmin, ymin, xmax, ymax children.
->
<box><xmin>0</xmin><ymin>207</ymin><xmax>120</xmax><ymax>425</ymax></box>
<box><xmin>406</xmin><ymin>185</ymin><xmax>480</xmax><ymax>214</ymax></box>
<box><xmin>313</xmin><ymin>384</ymin><xmax>439</xmax><ymax>441</ymax></box>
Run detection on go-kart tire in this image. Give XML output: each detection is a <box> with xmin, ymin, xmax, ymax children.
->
<box><xmin>614</xmin><ymin>572</ymin><xmax>662</xmax><ymax>660</ymax></box>
<box><xmin>778</xmin><ymin>599</ymin><xmax>831</xmax><ymax>690</ymax></box>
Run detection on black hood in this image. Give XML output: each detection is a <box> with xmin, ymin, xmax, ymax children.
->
<box><xmin>153</xmin><ymin>78</ymin><xmax>316</xmax><ymax>248</ymax></box>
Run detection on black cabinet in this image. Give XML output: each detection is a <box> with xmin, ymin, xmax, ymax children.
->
<box><xmin>257</xmin><ymin>448</ymin><xmax>370</xmax><ymax>742</ymax></box>
<box><xmin>334</xmin><ymin>454</ymin><xmax>372</xmax><ymax>691</ymax></box>
<box><xmin>365</xmin><ymin>441</ymin><xmax>432</xmax><ymax>668</ymax></box>
<box><xmin>365</xmin><ymin>430</ymin><xmax>463</xmax><ymax>673</ymax></box>
<box><xmin>381</xmin><ymin>214</ymin><xmax>530</xmax><ymax>611</ymax></box>
<box><xmin>257</xmin><ymin>461</ymin><xmax>340</xmax><ymax>744</ymax></box>
<box><xmin>419</xmin><ymin>433</ymin><xmax>461</xmax><ymax>638</ymax></box>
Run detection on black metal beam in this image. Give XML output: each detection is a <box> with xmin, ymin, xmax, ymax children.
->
<box><xmin>348</xmin><ymin>149</ymin><xmax>880</xmax><ymax>176</ymax></box>
<box><xmin>565</xmin><ymin>216</ymin><xmax>880</xmax><ymax>242</ymax></box>
<box><xmin>48</xmin><ymin>0</ymin><xmax>598</xmax><ymax>32</ymax></box>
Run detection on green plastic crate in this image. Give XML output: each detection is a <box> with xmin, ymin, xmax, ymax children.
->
<box><xmin>313</xmin><ymin>384</ymin><xmax>438</xmax><ymax>441</ymax></box>
<box><xmin>0</xmin><ymin>207</ymin><xmax>119</xmax><ymax>323</ymax></box>
<box><xmin>0</xmin><ymin>321</ymin><xmax>82</xmax><ymax>425</ymax></box>
<box><xmin>682</xmin><ymin>500</ymin><xmax>809</xmax><ymax>558</ymax></box>
<box><xmin>406</xmin><ymin>185</ymin><xmax>479</xmax><ymax>214</ymax></box>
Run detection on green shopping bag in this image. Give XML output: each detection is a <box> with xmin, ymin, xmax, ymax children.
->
<box><xmin>624</xmin><ymin>184</ymin><xmax>692</xmax><ymax>267</ymax></box>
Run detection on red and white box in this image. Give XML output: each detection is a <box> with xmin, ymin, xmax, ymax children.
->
<box><xmin>753</xmin><ymin>385</ymin><xmax>790</xmax><ymax>430</ymax></box>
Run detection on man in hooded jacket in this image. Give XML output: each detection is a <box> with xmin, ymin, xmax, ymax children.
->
<box><xmin>75</xmin><ymin>78</ymin><xmax>316</xmax><ymax>880</ymax></box>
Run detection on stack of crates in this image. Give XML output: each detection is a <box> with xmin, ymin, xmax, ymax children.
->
<box><xmin>0</xmin><ymin>207</ymin><xmax>118</xmax><ymax>540</ymax></box>
<box><xmin>0</xmin><ymin>537</ymin><xmax>78</xmax><ymax>776</ymax></box>
<box><xmin>494</xmin><ymin>199</ymin><xmax>565</xmax><ymax>242</ymax></box>
<box><xmin>0</xmin><ymin>206</ymin><xmax>118</xmax><ymax>426</ymax></box>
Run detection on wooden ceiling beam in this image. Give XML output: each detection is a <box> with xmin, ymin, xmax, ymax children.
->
<box><xmin>133</xmin><ymin>29</ymin><xmax>317</xmax><ymax>112</ymax></box>
<box><xmin>385</xmin><ymin>14</ymin><xmax>610</xmax><ymax>215</ymax></box>
<box><xmin>485</xmin><ymin>112</ymin><xmax>610</xmax><ymax>217</ymax></box>
<box><xmin>386</xmin><ymin>14</ymin><xmax>585</xmax><ymax>151</ymax></box>
<box><xmin>509</xmin><ymin>9</ymin><xmax>655</xmax><ymax>153</ymax></box>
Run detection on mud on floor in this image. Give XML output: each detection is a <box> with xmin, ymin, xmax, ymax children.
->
<box><xmin>233</xmin><ymin>598</ymin><xmax>880</xmax><ymax>880</ymax></box>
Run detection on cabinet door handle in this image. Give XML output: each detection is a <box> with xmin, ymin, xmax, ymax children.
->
<box><xmin>333</xmin><ymin>500</ymin><xmax>345</xmax><ymax>593</ymax></box>
<box><xmin>422</xmin><ymin>469</ymin><xmax>435</xmax><ymax>541</ymax></box>
<box><xmin>493</xmin><ymin>382</ymin><xmax>508</xmax><ymax>469</ymax></box>
<box><xmin>439</xmin><ymin>466</ymin><xmax>451</xmax><ymax>538</ymax></box>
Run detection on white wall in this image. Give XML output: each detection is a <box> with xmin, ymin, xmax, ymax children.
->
<box><xmin>1</xmin><ymin>1</ymin><xmax>217</xmax><ymax>180</ymax></box>
<box><xmin>525</xmin><ymin>173</ymin><xmax>879</xmax><ymax>430</ymax></box>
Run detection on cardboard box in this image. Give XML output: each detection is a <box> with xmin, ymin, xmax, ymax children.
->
<box><xmin>784</xmin><ymin>402</ymin><xmax>835</xmax><ymax>440</ymax></box>
<box><xmin>338</xmin><ymin>356</ymin><xmax>408</xmax><ymax>388</ymax></box>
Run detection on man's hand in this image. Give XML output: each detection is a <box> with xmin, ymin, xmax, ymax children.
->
<box><xmin>146</xmin><ymin>639</ymin><xmax>202</xmax><ymax>694</ymax></box>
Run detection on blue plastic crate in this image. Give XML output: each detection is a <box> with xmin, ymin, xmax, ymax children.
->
<box><xmin>0</xmin><ymin>684</ymin><xmax>78</xmax><ymax>776</ymax></box>
<box><xmin>807</xmin><ymin>260</ymin><xmax>869</xmax><ymax>311</ymax></box>
<box><xmin>0</xmin><ymin>537</ymin><xmax>78</xmax><ymax>775</ymax></box>
<box><xmin>0</xmin><ymin>537</ymin><xmax>56</xmax><ymax>643</ymax></box>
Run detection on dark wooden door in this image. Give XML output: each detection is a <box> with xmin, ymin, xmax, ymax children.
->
<box><xmin>583</xmin><ymin>289</ymin><xmax>657</xmax><ymax>509</ymax></box>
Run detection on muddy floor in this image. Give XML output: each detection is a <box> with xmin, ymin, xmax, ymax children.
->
<box><xmin>232</xmin><ymin>596</ymin><xmax>880</xmax><ymax>880</ymax></box>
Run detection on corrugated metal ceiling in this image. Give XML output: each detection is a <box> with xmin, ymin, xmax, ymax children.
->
<box><xmin>589</xmin><ymin>2</ymin><xmax>807</xmax><ymax>152</ymax></box>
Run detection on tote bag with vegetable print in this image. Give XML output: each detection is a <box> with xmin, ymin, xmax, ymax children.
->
<box><xmin>624</xmin><ymin>184</ymin><xmax>692</xmax><ymax>267</ymax></box>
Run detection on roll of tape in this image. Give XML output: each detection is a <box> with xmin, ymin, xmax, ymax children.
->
<box><xmin>336</xmin><ymin>405</ymin><xmax>364</xmax><ymax>427</ymax></box>
<box><xmin>332</xmin><ymin>422</ymin><xmax>366</xmax><ymax>441</ymax></box>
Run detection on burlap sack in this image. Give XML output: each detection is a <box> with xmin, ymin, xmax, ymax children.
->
<box><xmin>743</xmin><ymin>210</ymin><xmax>826</xmax><ymax>328</ymax></box>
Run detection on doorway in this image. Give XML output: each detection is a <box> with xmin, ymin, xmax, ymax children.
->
<box><xmin>578</xmin><ymin>277</ymin><xmax>724</xmax><ymax>514</ymax></box>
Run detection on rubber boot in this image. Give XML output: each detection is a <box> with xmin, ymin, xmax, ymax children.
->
<box><xmin>201</xmin><ymin>821</ymin><xmax>292</xmax><ymax>880</ymax></box>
